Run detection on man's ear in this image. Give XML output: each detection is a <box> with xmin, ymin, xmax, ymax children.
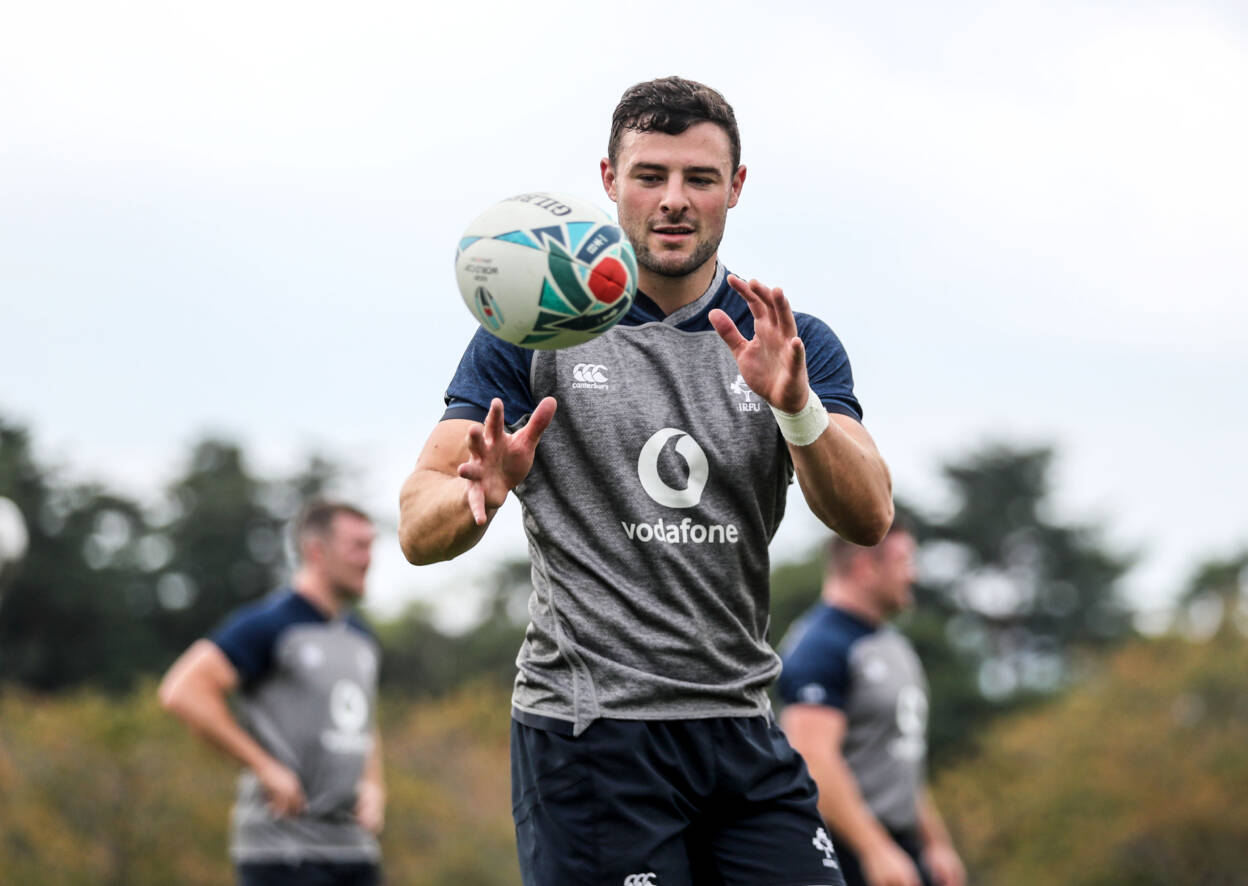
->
<box><xmin>601</xmin><ymin>157</ymin><xmax>619</xmax><ymax>203</ymax></box>
<box><xmin>727</xmin><ymin>164</ymin><xmax>747</xmax><ymax>209</ymax></box>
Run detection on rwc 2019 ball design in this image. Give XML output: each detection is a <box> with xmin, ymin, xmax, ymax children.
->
<box><xmin>455</xmin><ymin>192</ymin><xmax>638</xmax><ymax>349</ymax></box>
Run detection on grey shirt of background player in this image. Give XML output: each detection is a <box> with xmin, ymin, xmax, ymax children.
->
<box><xmin>443</xmin><ymin>264</ymin><xmax>863</xmax><ymax>736</ymax></box>
<box><xmin>778</xmin><ymin>604</ymin><xmax>929</xmax><ymax>833</ymax></box>
<box><xmin>211</xmin><ymin>589</ymin><xmax>381</xmax><ymax>864</ymax></box>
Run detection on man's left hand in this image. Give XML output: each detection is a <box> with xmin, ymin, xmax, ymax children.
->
<box><xmin>709</xmin><ymin>275</ymin><xmax>810</xmax><ymax>413</ymax></box>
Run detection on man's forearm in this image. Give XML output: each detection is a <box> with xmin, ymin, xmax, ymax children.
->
<box><xmin>807</xmin><ymin>749</ymin><xmax>897</xmax><ymax>858</ymax></box>
<box><xmin>918</xmin><ymin>789</ymin><xmax>953</xmax><ymax>850</ymax></box>
<box><xmin>398</xmin><ymin>468</ymin><xmax>493</xmax><ymax>564</ymax></box>
<box><xmin>166</xmin><ymin>682</ymin><xmax>281</xmax><ymax>775</ymax></box>
<box><xmin>790</xmin><ymin>415</ymin><xmax>893</xmax><ymax>544</ymax></box>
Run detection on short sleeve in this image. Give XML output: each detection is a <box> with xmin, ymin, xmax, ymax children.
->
<box><xmin>795</xmin><ymin>313</ymin><xmax>863</xmax><ymax>422</ymax></box>
<box><xmin>210</xmin><ymin>602</ymin><xmax>282</xmax><ymax>685</ymax></box>
<box><xmin>442</xmin><ymin>328</ymin><xmax>537</xmax><ymax>427</ymax></box>
<box><xmin>778</xmin><ymin>620</ymin><xmax>853</xmax><ymax>710</ymax></box>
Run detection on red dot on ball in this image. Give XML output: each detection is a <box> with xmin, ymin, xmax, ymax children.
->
<box><xmin>589</xmin><ymin>258</ymin><xmax>627</xmax><ymax>304</ymax></box>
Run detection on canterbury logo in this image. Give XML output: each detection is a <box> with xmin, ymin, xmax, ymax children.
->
<box><xmin>572</xmin><ymin>363</ymin><xmax>608</xmax><ymax>384</ymax></box>
<box><xmin>624</xmin><ymin>874</ymin><xmax>657</xmax><ymax>886</ymax></box>
<box><xmin>637</xmin><ymin>428</ymin><xmax>708</xmax><ymax>508</ymax></box>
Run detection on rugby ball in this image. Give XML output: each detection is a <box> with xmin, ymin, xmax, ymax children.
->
<box><xmin>455</xmin><ymin>192</ymin><xmax>638</xmax><ymax>349</ymax></box>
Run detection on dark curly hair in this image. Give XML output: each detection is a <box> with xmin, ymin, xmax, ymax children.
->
<box><xmin>607</xmin><ymin>76</ymin><xmax>741</xmax><ymax>171</ymax></box>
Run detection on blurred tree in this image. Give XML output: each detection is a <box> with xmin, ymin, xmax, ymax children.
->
<box><xmin>917</xmin><ymin>444</ymin><xmax>1134</xmax><ymax>692</ymax></box>
<box><xmin>0</xmin><ymin>419</ymin><xmax>155</xmax><ymax>691</ymax></box>
<box><xmin>146</xmin><ymin>438</ymin><xmax>350</xmax><ymax>669</ymax></box>
<box><xmin>146</xmin><ymin>439</ymin><xmax>289</xmax><ymax>662</ymax></box>
<box><xmin>379</xmin><ymin>558</ymin><xmax>530</xmax><ymax>698</ymax></box>
<box><xmin>1175</xmin><ymin>544</ymin><xmax>1248</xmax><ymax>640</ymax></box>
<box><xmin>0</xmin><ymin>418</ymin><xmax>349</xmax><ymax>691</ymax></box>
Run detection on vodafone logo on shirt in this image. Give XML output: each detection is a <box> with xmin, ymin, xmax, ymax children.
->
<box><xmin>623</xmin><ymin>428</ymin><xmax>739</xmax><ymax>545</ymax></box>
<box><xmin>636</xmin><ymin>428</ymin><xmax>708</xmax><ymax>508</ymax></box>
<box><xmin>321</xmin><ymin>679</ymin><xmax>373</xmax><ymax>755</ymax></box>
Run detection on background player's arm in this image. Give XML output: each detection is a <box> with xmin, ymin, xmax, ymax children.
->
<box><xmin>709</xmin><ymin>276</ymin><xmax>892</xmax><ymax>544</ymax></box>
<box><xmin>158</xmin><ymin>639</ymin><xmax>305</xmax><ymax>816</ymax></box>
<box><xmin>355</xmin><ymin>729</ymin><xmax>386</xmax><ymax>834</ymax></box>
<box><xmin>917</xmin><ymin>788</ymin><xmax>965</xmax><ymax>886</ymax></box>
<box><xmin>782</xmin><ymin>704</ymin><xmax>921</xmax><ymax>886</ymax></box>
<box><xmin>399</xmin><ymin>397</ymin><xmax>556</xmax><ymax>564</ymax></box>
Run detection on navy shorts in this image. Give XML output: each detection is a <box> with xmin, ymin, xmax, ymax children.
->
<box><xmin>236</xmin><ymin>860</ymin><xmax>381</xmax><ymax>886</ymax></box>
<box><xmin>511</xmin><ymin>715</ymin><xmax>845</xmax><ymax>886</ymax></box>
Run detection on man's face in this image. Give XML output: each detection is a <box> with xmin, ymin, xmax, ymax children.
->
<box><xmin>601</xmin><ymin>121</ymin><xmax>745</xmax><ymax>280</ymax></box>
<box><xmin>319</xmin><ymin>513</ymin><xmax>375</xmax><ymax>599</ymax></box>
<box><xmin>869</xmin><ymin>531</ymin><xmax>919</xmax><ymax>616</ymax></box>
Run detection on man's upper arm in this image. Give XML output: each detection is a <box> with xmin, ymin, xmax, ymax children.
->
<box><xmin>830</xmin><ymin>413</ymin><xmax>886</xmax><ymax>461</ymax></box>
<box><xmin>160</xmin><ymin>639</ymin><xmax>240</xmax><ymax>710</ymax></box>
<box><xmin>782</xmin><ymin>703</ymin><xmax>848</xmax><ymax>757</ymax></box>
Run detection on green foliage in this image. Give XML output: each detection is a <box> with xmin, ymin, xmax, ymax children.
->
<box><xmin>377</xmin><ymin>560</ymin><xmax>530</xmax><ymax>699</ymax></box>
<box><xmin>935</xmin><ymin>629</ymin><xmax>1248</xmax><ymax>885</ymax></box>
<box><xmin>0</xmin><ymin>681</ymin><xmax>517</xmax><ymax>885</ymax></box>
<box><xmin>378</xmin><ymin>684</ymin><xmax>518</xmax><ymax>884</ymax></box>
<box><xmin>0</xmin><ymin>680</ymin><xmax>236</xmax><ymax>884</ymax></box>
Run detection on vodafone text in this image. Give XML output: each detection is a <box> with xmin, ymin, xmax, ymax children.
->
<box><xmin>621</xmin><ymin>518</ymin><xmax>739</xmax><ymax>544</ymax></box>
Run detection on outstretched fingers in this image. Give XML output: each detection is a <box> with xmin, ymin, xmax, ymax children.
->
<box><xmin>709</xmin><ymin>308</ymin><xmax>747</xmax><ymax>354</ymax></box>
<box><xmin>516</xmin><ymin>396</ymin><xmax>558</xmax><ymax>448</ymax></box>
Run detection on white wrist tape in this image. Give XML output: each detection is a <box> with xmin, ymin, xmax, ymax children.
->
<box><xmin>771</xmin><ymin>386</ymin><xmax>829</xmax><ymax>446</ymax></box>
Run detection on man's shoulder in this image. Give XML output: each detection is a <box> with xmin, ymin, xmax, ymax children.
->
<box><xmin>790</xmin><ymin>605</ymin><xmax>876</xmax><ymax>651</ymax></box>
<box><xmin>210</xmin><ymin>589</ymin><xmax>327</xmax><ymax>682</ymax></box>
<box><xmin>218</xmin><ymin>589</ymin><xmax>319</xmax><ymax>634</ymax></box>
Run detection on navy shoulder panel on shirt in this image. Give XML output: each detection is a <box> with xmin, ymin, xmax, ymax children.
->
<box><xmin>442</xmin><ymin>327</ymin><xmax>536</xmax><ymax>426</ymax></box>
<box><xmin>795</xmin><ymin>313</ymin><xmax>863</xmax><ymax>421</ymax></box>
<box><xmin>210</xmin><ymin>589</ymin><xmax>327</xmax><ymax>685</ymax></box>
<box><xmin>777</xmin><ymin>605</ymin><xmax>877</xmax><ymax>710</ymax></box>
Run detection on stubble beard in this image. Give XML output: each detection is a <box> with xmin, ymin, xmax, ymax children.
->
<box><xmin>635</xmin><ymin>235</ymin><xmax>720</xmax><ymax>279</ymax></box>
<box><xmin>625</xmin><ymin>210</ymin><xmax>726</xmax><ymax>280</ymax></box>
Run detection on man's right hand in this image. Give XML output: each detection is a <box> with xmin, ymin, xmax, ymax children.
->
<box><xmin>256</xmin><ymin>759</ymin><xmax>305</xmax><ymax>817</ymax></box>
<box><xmin>862</xmin><ymin>838</ymin><xmax>923</xmax><ymax>886</ymax></box>
<box><xmin>457</xmin><ymin>396</ymin><xmax>557</xmax><ymax>525</ymax></box>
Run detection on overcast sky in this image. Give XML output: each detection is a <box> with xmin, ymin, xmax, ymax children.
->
<box><xmin>2</xmin><ymin>0</ymin><xmax>1244</xmax><ymax>628</ymax></box>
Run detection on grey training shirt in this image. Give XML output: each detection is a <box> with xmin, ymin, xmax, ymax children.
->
<box><xmin>211</xmin><ymin>589</ymin><xmax>381</xmax><ymax>864</ymax></box>
<box><xmin>445</xmin><ymin>263</ymin><xmax>862</xmax><ymax>736</ymax></box>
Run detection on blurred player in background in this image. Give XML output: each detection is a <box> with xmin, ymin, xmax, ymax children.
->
<box><xmin>159</xmin><ymin>500</ymin><xmax>385</xmax><ymax>886</ymax></box>
<box><xmin>400</xmin><ymin>75</ymin><xmax>894</xmax><ymax>885</ymax></box>
<box><xmin>778</xmin><ymin>521</ymin><xmax>965</xmax><ymax>886</ymax></box>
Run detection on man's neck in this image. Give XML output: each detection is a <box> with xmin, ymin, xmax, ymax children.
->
<box><xmin>292</xmin><ymin>569</ymin><xmax>343</xmax><ymax>619</ymax></box>
<box><xmin>822</xmin><ymin>580</ymin><xmax>886</xmax><ymax>627</ymax></box>
<box><xmin>638</xmin><ymin>256</ymin><xmax>718</xmax><ymax>316</ymax></box>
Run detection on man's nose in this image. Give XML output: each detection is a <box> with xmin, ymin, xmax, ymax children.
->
<box><xmin>659</xmin><ymin>178</ymin><xmax>690</xmax><ymax>217</ymax></box>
